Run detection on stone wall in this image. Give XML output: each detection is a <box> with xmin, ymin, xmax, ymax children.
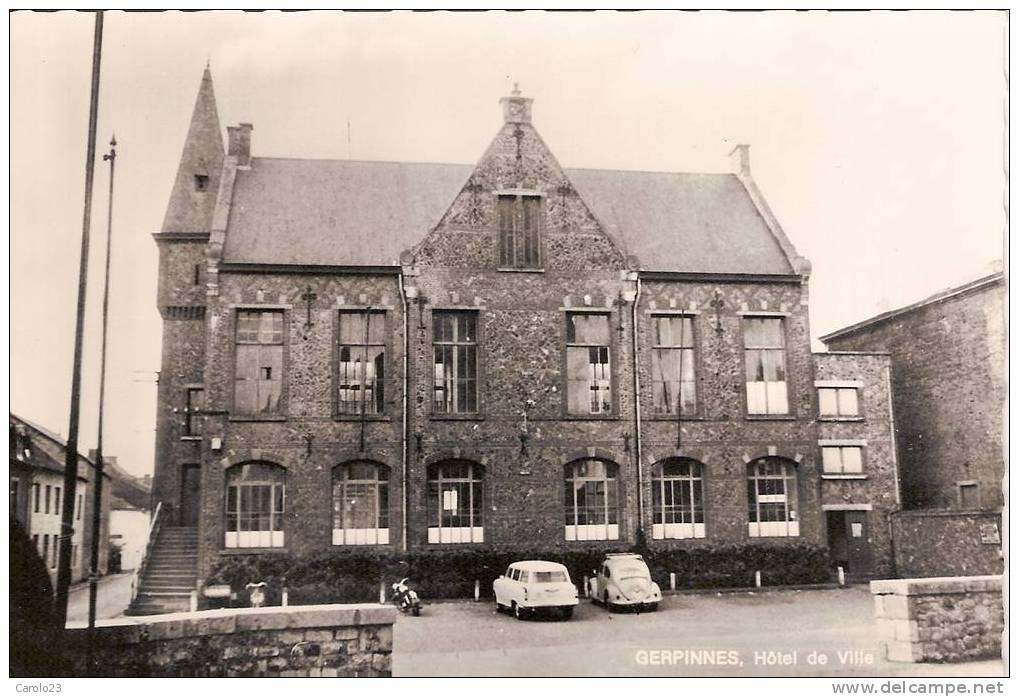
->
<box><xmin>824</xmin><ymin>276</ymin><xmax>1005</xmax><ymax>510</ymax></box>
<box><xmin>64</xmin><ymin>603</ymin><xmax>395</xmax><ymax>677</ymax></box>
<box><xmin>891</xmin><ymin>510</ymin><xmax>1004</xmax><ymax>578</ymax></box>
<box><xmin>871</xmin><ymin>576</ymin><xmax>1003</xmax><ymax>662</ymax></box>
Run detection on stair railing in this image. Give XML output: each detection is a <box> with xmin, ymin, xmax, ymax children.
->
<box><xmin>131</xmin><ymin>501</ymin><xmax>163</xmax><ymax>602</ymax></box>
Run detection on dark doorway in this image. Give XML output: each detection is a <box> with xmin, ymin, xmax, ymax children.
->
<box><xmin>825</xmin><ymin>510</ymin><xmax>874</xmax><ymax>580</ymax></box>
<box><xmin>180</xmin><ymin>464</ymin><xmax>201</xmax><ymax>527</ymax></box>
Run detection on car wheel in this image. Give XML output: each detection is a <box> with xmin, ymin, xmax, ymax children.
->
<box><xmin>495</xmin><ymin>596</ymin><xmax>503</xmax><ymax>614</ymax></box>
<box><xmin>513</xmin><ymin>601</ymin><xmax>524</xmax><ymax>620</ymax></box>
<box><xmin>648</xmin><ymin>602</ymin><xmax>659</xmax><ymax>612</ymax></box>
<box><xmin>604</xmin><ymin>592</ymin><xmax>614</xmax><ymax>613</ymax></box>
<box><xmin>412</xmin><ymin>605</ymin><xmax>421</xmax><ymax>617</ymax></box>
<box><xmin>560</xmin><ymin>607</ymin><xmax>574</xmax><ymax>621</ymax></box>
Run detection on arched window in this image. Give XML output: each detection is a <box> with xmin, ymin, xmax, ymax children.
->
<box><xmin>225</xmin><ymin>462</ymin><xmax>285</xmax><ymax>548</ymax></box>
<box><xmin>427</xmin><ymin>460</ymin><xmax>483</xmax><ymax>544</ymax></box>
<box><xmin>747</xmin><ymin>457</ymin><xmax>799</xmax><ymax>537</ymax></box>
<box><xmin>651</xmin><ymin>458</ymin><xmax>706</xmax><ymax>539</ymax></box>
<box><xmin>332</xmin><ymin>462</ymin><xmax>389</xmax><ymax>546</ymax></box>
<box><xmin>564</xmin><ymin>459</ymin><xmax>620</xmax><ymax>541</ymax></box>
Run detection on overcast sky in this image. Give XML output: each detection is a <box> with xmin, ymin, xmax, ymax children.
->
<box><xmin>10</xmin><ymin>11</ymin><xmax>1006</xmax><ymax>478</ymax></box>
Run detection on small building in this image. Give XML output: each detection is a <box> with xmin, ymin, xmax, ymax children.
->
<box><xmin>820</xmin><ymin>272</ymin><xmax>1005</xmax><ymax>512</ymax></box>
<box><xmin>9</xmin><ymin>414</ymin><xmax>112</xmax><ymax>584</ymax></box>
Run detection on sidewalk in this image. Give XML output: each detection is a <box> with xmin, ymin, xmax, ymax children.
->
<box><xmin>65</xmin><ymin>572</ymin><xmax>135</xmax><ymax>625</ymax></box>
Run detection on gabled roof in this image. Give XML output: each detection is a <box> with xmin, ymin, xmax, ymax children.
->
<box><xmin>220</xmin><ymin>157</ymin><xmax>796</xmax><ymax>275</ymax></box>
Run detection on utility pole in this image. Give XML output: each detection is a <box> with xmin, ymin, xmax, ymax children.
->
<box><xmin>55</xmin><ymin>10</ymin><xmax>104</xmax><ymax>628</ymax></box>
<box><xmin>88</xmin><ymin>135</ymin><xmax>116</xmax><ymax>633</ymax></box>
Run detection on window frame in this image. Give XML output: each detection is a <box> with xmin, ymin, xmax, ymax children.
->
<box><xmin>564</xmin><ymin>311</ymin><xmax>616</xmax><ymax>418</ymax></box>
<box><xmin>427</xmin><ymin>460</ymin><xmax>485</xmax><ymax>544</ymax></box>
<box><xmin>183</xmin><ymin>385</ymin><xmax>205</xmax><ymax>437</ymax></box>
<box><xmin>741</xmin><ymin>315</ymin><xmax>791</xmax><ymax>417</ymax></box>
<box><xmin>820</xmin><ymin>444</ymin><xmax>867</xmax><ymax>477</ymax></box>
<box><xmin>746</xmin><ymin>457</ymin><xmax>800</xmax><ymax>538</ymax></box>
<box><xmin>816</xmin><ymin>383</ymin><xmax>864</xmax><ymax>421</ymax></box>
<box><xmin>563</xmin><ymin>458</ymin><xmax>621</xmax><ymax>541</ymax></box>
<box><xmin>651</xmin><ymin>457</ymin><xmax>707</xmax><ymax>539</ymax></box>
<box><xmin>331</xmin><ymin>461</ymin><xmax>391</xmax><ymax>546</ymax></box>
<box><xmin>430</xmin><ymin>310</ymin><xmax>481</xmax><ymax>417</ymax></box>
<box><xmin>333</xmin><ymin>309</ymin><xmax>389</xmax><ymax>419</ymax></box>
<box><xmin>224</xmin><ymin>462</ymin><xmax>287</xmax><ymax>550</ymax></box>
<box><xmin>496</xmin><ymin>191</ymin><xmax>544</xmax><ymax>271</ymax></box>
<box><xmin>957</xmin><ymin>481</ymin><xmax>981</xmax><ymax>510</ymax></box>
<box><xmin>649</xmin><ymin>313</ymin><xmax>700</xmax><ymax>418</ymax></box>
<box><xmin>230</xmin><ymin>307</ymin><xmax>288</xmax><ymax>420</ymax></box>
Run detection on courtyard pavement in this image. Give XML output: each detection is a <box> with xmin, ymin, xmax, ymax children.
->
<box><xmin>393</xmin><ymin>585</ymin><xmax>1006</xmax><ymax>677</ymax></box>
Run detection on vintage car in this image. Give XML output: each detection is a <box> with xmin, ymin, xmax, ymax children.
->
<box><xmin>493</xmin><ymin>560</ymin><xmax>580</xmax><ymax>620</ymax></box>
<box><xmin>587</xmin><ymin>553</ymin><xmax>661</xmax><ymax>612</ymax></box>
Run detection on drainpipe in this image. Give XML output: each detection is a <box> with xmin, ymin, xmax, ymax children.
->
<box><xmin>630</xmin><ymin>274</ymin><xmax>644</xmax><ymax>535</ymax></box>
<box><xmin>398</xmin><ymin>272</ymin><xmax>410</xmax><ymax>552</ymax></box>
<box><xmin>885</xmin><ymin>364</ymin><xmax>902</xmax><ymax>508</ymax></box>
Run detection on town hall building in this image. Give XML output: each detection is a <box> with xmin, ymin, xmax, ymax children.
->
<box><xmin>147</xmin><ymin>67</ymin><xmax>899</xmax><ymax>605</ymax></box>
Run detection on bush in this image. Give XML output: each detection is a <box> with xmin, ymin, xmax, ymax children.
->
<box><xmin>204</xmin><ymin>541</ymin><xmax>831</xmax><ymax>606</ymax></box>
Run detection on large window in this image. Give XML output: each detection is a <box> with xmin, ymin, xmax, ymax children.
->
<box><xmin>651</xmin><ymin>458</ymin><xmax>705</xmax><ymax>539</ymax></box>
<box><xmin>744</xmin><ymin>317</ymin><xmax>789</xmax><ymax>415</ymax></box>
<box><xmin>337</xmin><ymin>311</ymin><xmax>386</xmax><ymax>415</ymax></box>
<box><xmin>818</xmin><ymin>386</ymin><xmax>860</xmax><ymax>419</ymax></box>
<box><xmin>564</xmin><ymin>459</ymin><xmax>619</xmax><ymax>541</ymax></box>
<box><xmin>651</xmin><ymin>315</ymin><xmax>697</xmax><ymax>415</ymax></box>
<box><xmin>225</xmin><ymin>462</ymin><xmax>286</xmax><ymax>548</ymax></box>
<box><xmin>566</xmin><ymin>313</ymin><xmax>612</xmax><ymax>415</ymax></box>
<box><xmin>427</xmin><ymin>461</ymin><xmax>484</xmax><ymax>543</ymax></box>
<box><xmin>234</xmin><ymin>310</ymin><xmax>284</xmax><ymax>415</ymax></box>
<box><xmin>433</xmin><ymin>312</ymin><xmax>479</xmax><ymax>414</ymax></box>
<box><xmin>498</xmin><ymin>194</ymin><xmax>542</xmax><ymax>269</ymax></box>
<box><xmin>747</xmin><ymin>457</ymin><xmax>799</xmax><ymax>537</ymax></box>
<box><xmin>332</xmin><ymin>462</ymin><xmax>389</xmax><ymax>545</ymax></box>
<box><xmin>821</xmin><ymin>446</ymin><xmax>864</xmax><ymax>475</ymax></box>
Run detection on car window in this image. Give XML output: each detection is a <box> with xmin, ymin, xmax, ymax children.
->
<box><xmin>506</xmin><ymin>566</ymin><xmax>513</xmax><ymax>578</ymax></box>
<box><xmin>533</xmin><ymin>571</ymin><xmax>567</xmax><ymax>583</ymax></box>
<box><xmin>619</xmin><ymin>565</ymin><xmax>650</xmax><ymax>579</ymax></box>
<box><xmin>517</xmin><ymin>570</ymin><xmax>529</xmax><ymax>583</ymax></box>
<box><xmin>510</xmin><ymin>568</ymin><xmax>519</xmax><ymax>581</ymax></box>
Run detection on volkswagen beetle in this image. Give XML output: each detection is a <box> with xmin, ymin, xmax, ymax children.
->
<box><xmin>587</xmin><ymin>553</ymin><xmax>661</xmax><ymax>612</ymax></box>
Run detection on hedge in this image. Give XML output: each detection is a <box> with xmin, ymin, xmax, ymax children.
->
<box><xmin>205</xmin><ymin>541</ymin><xmax>831</xmax><ymax>606</ymax></box>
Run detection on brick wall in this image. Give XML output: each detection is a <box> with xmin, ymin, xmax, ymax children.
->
<box><xmin>64</xmin><ymin>603</ymin><xmax>395</xmax><ymax>677</ymax></box>
<box><xmin>871</xmin><ymin>575</ymin><xmax>1003</xmax><ymax>662</ymax></box>
<box><xmin>891</xmin><ymin>510</ymin><xmax>1003</xmax><ymax>578</ymax></box>
<box><xmin>824</xmin><ymin>278</ymin><xmax>1005</xmax><ymax>510</ymax></box>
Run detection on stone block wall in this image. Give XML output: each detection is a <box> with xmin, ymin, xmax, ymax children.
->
<box><xmin>824</xmin><ymin>276</ymin><xmax>1005</xmax><ymax>510</ymax></box>
<box><xmin>891</xmin><ymin>510</ymin><xmax>1004</xmax><ymax>578</ymax></box>
<box><xmin>64</xmin><ymin>603</ymin><xmax>396</xmax><ymax>677</ymax></box>
<box><xmin>871</xmin><ymin>575</ymin><xmax>1003</xmax><ymax>662</ymax></box>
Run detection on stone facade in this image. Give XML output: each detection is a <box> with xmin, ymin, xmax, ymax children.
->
<box><xmin>871</xmin><ymin>575</ymin><xmax>1003</xmax><ymax>662</ymax></box>
<box><xmin>822</xmin><ymin>274</ymin><xmax>1006</xmax><ymax>511</ymax></box>
<box><xmin>151</xmin><ymin>70</ymin><xmax>900</xmax><ymax>582</ymax></box>
<box><xmin>890</xmin><ymin>510</ymin><xmax>1004</xmax><ymax>578</ymax></box>
<box><xmin>64</xmin><ymin>603</ymin><xmax>395</xmax><ymax>677</ymax></box>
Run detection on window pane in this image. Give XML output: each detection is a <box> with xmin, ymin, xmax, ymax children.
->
<box><xmin>841</xmin><ymin>447</ymin><xmax>863</xmax><ymax>473</ymax></box>
<box><xmin>569</xmin><ymin>314</ymin><xmax>609</xmax><ymax>344</ymax></box>
<box><xmin>838</xmin><ymin>388</ymin><xmax>860</xmax><ymax>416</ymax></box>
<box><xmin>818</xmin><ymin>388</ymin><xmax>838</xmax><ymax>416</ymax></box>
<box><xmin>234</xmin><ymin>344</ymin><xmax>259</xmax><ymax>414</ymax></box>
<box><xmin>821</xmin><ymin>447</ymin><xmax>842</xmax><ymax>473</ymax></box>
<box><xmin>339</xmin><ymin>313</ymin><xmax>365</xmax><ymax>344</ymax></box>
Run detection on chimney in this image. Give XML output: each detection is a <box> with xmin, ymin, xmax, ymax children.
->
<box><xmin>729</xmin><ymin>143</ymin><xmax>751</xmax><ymax>177</ymax></box>
<box><xmin>228</xmin><ymin>122</ymin><xmax>254</xmax><ymax>167</ymax></box>
<box><xmin>500</xmin><ymin>83</ymin><xmax>533</xmax><ymax>125</ymax></box>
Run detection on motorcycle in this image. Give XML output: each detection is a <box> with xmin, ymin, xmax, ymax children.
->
<box><xmin>391</xmin><ymin>577</ymin><xmax>422</xmax><ymax>616</ymax></box>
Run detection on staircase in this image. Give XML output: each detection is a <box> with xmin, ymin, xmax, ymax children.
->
<box><xmin>125</xmin><ymin>526</ymin><xmax>198</xmax><ymax>616</ymax></box>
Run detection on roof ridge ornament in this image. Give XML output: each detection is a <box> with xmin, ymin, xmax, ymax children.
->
<box><xmin>500</xmin><ymin>83</ymin><xmax>533</xmax><ymax>125</ymax></box>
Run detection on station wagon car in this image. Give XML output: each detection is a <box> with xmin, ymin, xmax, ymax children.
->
<box><xmin>588</xmin><ymin>553</ymin><xmax>661</xmax><ymax>612</ymax></box>
<box><xmin>493</xmin><ymin>560</ymin><xmax>580</xmax><ymax>620</ymax></box>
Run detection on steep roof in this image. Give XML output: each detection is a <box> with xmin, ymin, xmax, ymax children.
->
<box><xmin>161</xmin><ymin>66</ymin><xmax>225</xmax><ymax>234</ymax></box>
<box><xmin>221</xmin><ymin>157</ymin><xmax>795</xmax><ymax>274</ymax></box>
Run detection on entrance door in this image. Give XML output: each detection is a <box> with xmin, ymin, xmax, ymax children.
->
<box><xmin>180</xmin><ymin>464</ymin><xmax>201</xmax><ymax>527</ymax></box>
<box><xmin>825</xmin><ymin>510</ymin><xmax>874</xmax><ymax>579</ymax></box>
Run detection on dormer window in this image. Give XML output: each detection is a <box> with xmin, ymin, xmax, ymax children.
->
<box><xmin>194</xmin><ymin>174</ymin><xmax>209</xmax><ymax>191</ymax></box>
<box><xmin>498</xmin><ymin>193</ymin><xmax>542</xmax><ymax>269</ymax></box>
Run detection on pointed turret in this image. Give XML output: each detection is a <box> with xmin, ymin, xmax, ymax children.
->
<box><xmin>160</xmin><ymin>65</ymin><xmax>225</xmax><ymax>234</ymax></box>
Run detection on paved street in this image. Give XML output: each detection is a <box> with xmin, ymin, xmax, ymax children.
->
<box><xmin>66</xmin><ymin>573</ymin><xmax>134</xmax><ymax>625</ymax></box>
<box><xmin>393</xmin><ymin>586</ymin><xmax>1005</xmax><ymax>677</ymax></box>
